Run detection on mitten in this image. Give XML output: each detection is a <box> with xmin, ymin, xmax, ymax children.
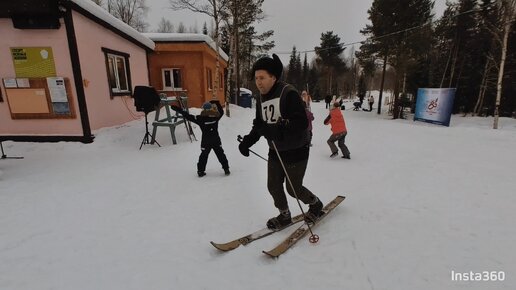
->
<box><xmin>238</xmin><ymin>142</ymin><xmax>250</xmax><ymax>157</ymax></box>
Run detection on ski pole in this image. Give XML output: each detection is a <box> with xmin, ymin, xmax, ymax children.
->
<box><xmin>270</xmin><ymin>140</ymin><xmax>319</xmax><ymax>244</ymax></box>
<box><xmin>237</xmin><ymin>135</ymin><xmax>268</xmax><ymax>162</ymax></box>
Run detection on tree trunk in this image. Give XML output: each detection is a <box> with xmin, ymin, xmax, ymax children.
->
<box><xmin>226</xmin><ymin>24</ymin><xmax>234</xmax><ymax>117</ymax></box>
<box><xmin>235</xmin><ymin>15</ymin><xmax>240</xmax><ymax>112</ymax></box>
<box><xmin>377</xmin><ymin>52</ymin><xmax>388</xmax><ymax>114</ymax></box>
<box><xmin>493</xmin><ymin>1</ymin><xmax>513</xmax><ymax>129</ymax></box>
<box><xmin>392</xmin><ymin>70</ymin><xmax>401</xmax><ymax>119</ymax></box>
<box><xmin>448</xmin><ymin>42</ymin><xmax>460</xmax><ymax>88</ymax></box>
<box><xmin>473</xmin><ymin>58</ymin><xmax>490</xmax><ymax>115</ymax></box>
<box><xmin>440</xmin><ymin>41</ymin><xmax>454</xmax><ymax>88</ymax></box>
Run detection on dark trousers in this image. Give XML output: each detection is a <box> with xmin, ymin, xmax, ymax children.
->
<box><xmin>197</xmin><ymin>144</ymin><xmax>229</xmax><ymax>172</ymax></box>
<box><xmin>369</xmin><ymin>102</ymin><xmax>373</xmax><ymax>111</ymax></box>
<box><xmin>267</xmin><ymin>158</ymin><xmax>316</xmax><ymax>211</ymax></box>
<box><xmin>327</xmin><ymin>132</ymin><xmax>350</xmax><ymax>157</ymax></box>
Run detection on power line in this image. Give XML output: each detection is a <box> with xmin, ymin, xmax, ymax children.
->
<box><xmin>271</xmin><ymin>8</ymin><xmax>480</xmax><ymax>55</ymax></box>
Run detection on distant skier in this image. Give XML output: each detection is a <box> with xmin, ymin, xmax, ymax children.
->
<box><xmin>368</xmin><ymin>95</ymin><xmax>374</xmax><ymax>112</ymax></box>
<box><xmin>171</xmin><ymin>100</ymin><xmax>230</xmax><ymax>177</ymax></box>
<box><xmin>238</xmin><ymin>54</ymin><xmax>323</xmax><ymax>229</ymax></box>
<box><xmin>325</xmin><ymin>94</ymin><xmax>332</xmax><ymax>109</ymax></box>
<box><xmin>324</xmin><ymin>101</ymin><xmax>351</xmax><ymax>159</ymax></box>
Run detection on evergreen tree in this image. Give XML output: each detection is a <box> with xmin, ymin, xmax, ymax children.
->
<box><xmin>361</xmin><ymin>0</ymin><xmax>433</xmax><ymax>118</ymax></box>
<box><xmin>218</xmin><ymin>0</ymin><xmax>274</xmax><ymax>112</ymax></box>
<box><xmin>308</xmin><ymin>61</ymin><xmax>321</xmax><ymax>100</ymax></box>
<box><xmin>315</xmin><ymin>31</ymin><xmax>346</xmax><ymax>96</ymax></box>
<box><xmin>302</xmin><ymin>53</ymin><xmax>309</xmax><ymax>92</ymax></box>
<box><xmin>203</xmin><ymin>22</ymin><xmax>208</xmax><ymax>35</ymax></box>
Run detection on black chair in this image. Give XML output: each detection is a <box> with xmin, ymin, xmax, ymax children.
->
<box><xmin>132</xmin><ymin>86</ymin><xmax>162</xmax><ymax>150</ymax></box>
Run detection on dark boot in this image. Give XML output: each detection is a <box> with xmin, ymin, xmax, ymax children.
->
<box><xmin>224</xmin><ymin>168</ymin><xmax>230</xmax><ymax>176</ymax></box>
<box><xmin>198</xmin><ymin>171</ymin><xmax>206</xmax><ymax>177</ymax></box>
<box><xmin>266</xmin><ymin>209</ymin><xmax>292</xmax><ymax>230</ymax></box>
<box><xmin>305</xmin><ymin>197</ymin><xmax>323</xmax><ymax>223</ymax></box>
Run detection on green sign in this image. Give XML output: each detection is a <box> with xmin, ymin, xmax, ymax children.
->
<box><xmin>11</xmin><ymin>47</ymin><xmax>57</xmax><ymax>77</ymax></box>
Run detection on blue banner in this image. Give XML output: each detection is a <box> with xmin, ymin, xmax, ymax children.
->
<box><xmin>414</xmin><ymin>88</ymin><xmax>456</xmax><ymax>127</ymax></box>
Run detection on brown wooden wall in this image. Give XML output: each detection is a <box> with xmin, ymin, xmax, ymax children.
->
<box><xmin>147</xmin><ymin>42</ymin><xmax>227</xmax><ymax>108</ymax></box>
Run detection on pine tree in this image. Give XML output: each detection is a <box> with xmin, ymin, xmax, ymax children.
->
<box><xmin>315</xmin><ymin>31</ymin><xmax>346</xmax><ymax>96</ymax></box>
<box><xmin>203</xmin><ymin>22</ymin><xmax>208</xmax><ymax>35</ymax></box>
<box><xmin>302</xmin><ymin>53</ymin><xmax>309</xmax><ymax>92</ymax></box>
<box><xmin>361</xmin><ymin>0</ymin><xmax>433</xmax><ymax>118</ymax></box>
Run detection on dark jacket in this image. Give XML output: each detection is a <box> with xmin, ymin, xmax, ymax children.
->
<box><xmin>242</xmin><ymin>81</ymin><xmax>309</xmax><ymax>163</ymax></box>
<box><xmin>174</xmin><ymin>101</ymin><xmax>224</xmax><ymax>147</ymax></box>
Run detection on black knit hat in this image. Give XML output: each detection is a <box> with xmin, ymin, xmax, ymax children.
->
<box><xmin>252</xmin><ymin>54</ymin><xmax>283</xmax><ymax>79</ymax></box>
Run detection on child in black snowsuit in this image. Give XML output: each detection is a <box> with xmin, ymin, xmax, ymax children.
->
<box><xmin>171</xmin><ymin>100</ymin><xmax>230</xmax><ymax>177</ymax></box>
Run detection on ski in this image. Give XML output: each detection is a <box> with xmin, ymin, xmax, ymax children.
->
<box><xmin>262</xmin><ymin>195</ymin><xmax>345</xmax><ymax>258</ymax></box>
<box><xmin>210</xmin><ymin>213</ymin><xmax>306</xmax><ymax>252</ymax></box>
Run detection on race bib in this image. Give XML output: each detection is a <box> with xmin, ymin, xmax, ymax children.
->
<box><xmin>261</xmin><ymin>98</ymin><xmax>281</xmax><ymax>124</ymax></box>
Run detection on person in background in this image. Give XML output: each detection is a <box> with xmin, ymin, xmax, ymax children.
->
<box><xmin>368</xmin><ymin>95</ymin><xmax>375</xmax><ymax>112</ymax></box>
<box><xmin>304</xmin><ymin>101</ymin><xmax>314</xmax><ymax>146</ymax></box>
<box><xmin>324</xmin><ymin>101</ymin><xmax>351</xmax><ymax>159</ymax></box>
<box><xmin>301</xmin><ymin>90</ymin><xmax>312</xmax><ymax>111</ymax></box>
<box><xmin>238</xmin><ymin>54</ymin><xmax>324</xmax><ymax>229</ymax></box>
<box><xmin>171</xmin><ymin>100</ymin><xmax>230</xmax><ymax>177</ymax></box>
<box><xmin>325</xmin><ymin>94</ymin><xmax>332</xmax><ymax>109</ymax></box>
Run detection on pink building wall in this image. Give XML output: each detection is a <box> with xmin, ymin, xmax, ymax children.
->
<box><xmin>0</xmin><ymin>18</ymin><xmax>82</xmax><ymax>135</ymax></box>
<box><xmin>0</xmin><ymin>12</ymin><xmax>150</xmax><ymax>136</ymax></box>
<box><xmin>71</xmin><ymin>11</ymin><xmax>149</xmax><ymax>131</ymax></box>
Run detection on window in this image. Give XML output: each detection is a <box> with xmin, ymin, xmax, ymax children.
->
<box><xmin>207</xmin><ymin>68</ymin><xmax>213</xmax><ymax>90</ymax></box>
<box><xmin>162</xmin><ymin>68</ymin><xmax>183</xmax><ymax>91</ymax></box>
<box><xmin>102</xmin><ymin>48</ymin><xmax>132</xmax><ymax>97</ymax></box>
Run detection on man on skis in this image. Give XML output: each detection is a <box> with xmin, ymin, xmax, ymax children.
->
<box><xmin>238</xmin><ymin>54</ymin><xmax>323</xmax><ymax>229</ymax></box>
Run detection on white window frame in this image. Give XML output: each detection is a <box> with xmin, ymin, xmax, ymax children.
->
<box><xmin>162</xmin><ymin>68</ymin><xmax>183</xmax><ymax>91</ymax></box>
<box><xmin>107</xmin><ymin>53</ymin><xmax>129</xmax><ymax>93</ymax></box>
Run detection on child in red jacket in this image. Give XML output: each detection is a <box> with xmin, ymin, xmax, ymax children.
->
<box><xmin>324</xmin><ymin>102</ymin><xmax>351</xmax><ymax>159</ymax></box>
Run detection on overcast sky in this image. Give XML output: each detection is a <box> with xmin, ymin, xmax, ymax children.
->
<box><xmin>146</xmin><ymin>0</ymin><xmax>450</xmax><ymax>63</ymax></box>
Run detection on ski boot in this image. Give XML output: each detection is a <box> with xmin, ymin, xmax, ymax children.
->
<box><xmin>305</xmin><ymin>197</ymin><xmax>323</xmax><ymax>224</ymax></box>
<box><xmin>266</xmin><ymin>209</ymin><xmax>292</xmax><ymax>230</ymax></box>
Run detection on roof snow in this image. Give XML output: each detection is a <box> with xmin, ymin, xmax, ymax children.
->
<box><xmin>70</xmin><ymin>0</ymin><xmax>154</xmax><ymax>50</ymax></box>
<box><xmin>143</xmin><ymin>33</ymin><xmax>229</xmax><ymax>61</ymax></box>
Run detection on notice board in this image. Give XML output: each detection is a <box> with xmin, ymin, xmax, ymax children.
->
<box><xmin>2</xmin><ymin>77</ymin><xmax>75</xmax><ymax>119</ymax></box>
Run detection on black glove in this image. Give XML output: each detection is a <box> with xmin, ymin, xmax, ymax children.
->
<box><xmin>239</xmin><ymin>142</ymin><xmax>250</xmax><ymax>157</ymax></box>
<box><xmin>261</xmin><ymin>118</ymin><xmax>288</xmax><ymax>140</ymax></box>
<box><xmin>276</xmin><ymin>117</ymin><xmax>289</xmax><ymax>129</ymax></box>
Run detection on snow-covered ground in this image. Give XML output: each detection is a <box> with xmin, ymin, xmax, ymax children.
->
<box><xmin>1</xmin><ymin>96</ymin><xmax>515</xmax><ymax>290</ymax></box>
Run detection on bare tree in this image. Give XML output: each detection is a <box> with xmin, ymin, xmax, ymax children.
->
<box><xmin>189</xmin><ymin>22</ymin><xmax>200</xmax><ymax>33</ymax></box>
<box><xmin>156</xmin><ymin>17</ymin><xmax>174</xmax><ymax>33</ymax></box>
<box><xmin>493</xmin><ymin>0</ymin><xmax>515</xmax><ymax>129</ymax></box>
<box><xmin>107</xmin><ymin>0</ymin><xmax>149</xmax><ymax>32</ymax></box>
<box><xmin>177</xmin><ymin>22</ymin><xmax>186</xmax><ymax>33</ymax></box>
<box><xmin>169</xmin><ymin>0</ymin><xmax>229</xmax><ymax>109</ymax></box>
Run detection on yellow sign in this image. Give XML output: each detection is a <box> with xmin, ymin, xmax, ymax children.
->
<box><xmin>11</xmin><ymin>47</ymin><xmax>57</xmax><ymax>77</ymax></box>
